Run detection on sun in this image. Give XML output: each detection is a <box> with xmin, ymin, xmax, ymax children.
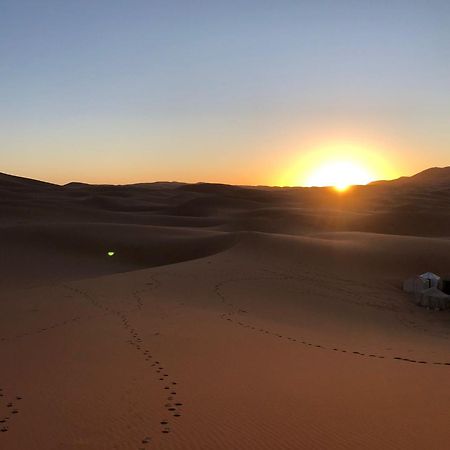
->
<box><xmin>276</xmin><ymin>140</ymin><xmax>397</xmax><ymax>188</ymax></box>
<box><xmin>306</xmin><ymin>160</ymin><xmax>374</xmax><ymax>191</ymax></box>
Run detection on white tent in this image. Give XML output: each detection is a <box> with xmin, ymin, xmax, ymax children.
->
<box><xmin>403</xmin><ymin>277</ymin><xmax>428</xmax><ymax>294</ymax></box>
<box><xmin>419</xmin><ymin>272</ymin><xmax>441</xmax><ymax>289</ymax></box>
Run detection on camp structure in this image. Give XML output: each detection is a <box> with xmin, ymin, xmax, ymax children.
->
<box><xmin>419</xmin><ymin>272</ymin><xmax>441</xmax><ymax>289</ymax></box>
<box><xmin>403</xmin><ymin>272</ymin><xmax>450</xmax><ymax>310</ymax></box>
<box><xmin>413</xmin><ymin>287</ymin><xmax>450</xmax><ymax>310</ymax></box>
<box><xmin>403</xmin><ymin>277</ymin><xmax>428</xmax><ymax>294</ymax></box>
<box><xmin>403</xmin><ymin>272</ymin><xmax>441</xmax><ymax>294</ymax></box>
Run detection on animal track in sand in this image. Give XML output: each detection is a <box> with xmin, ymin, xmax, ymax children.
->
<box><xmin>65</xmin><ymin>277</ymin><xmax>184</xmax><ymax>447</ymax></box>
<box><xmin>215</xmin><ymin>277</ymin><xmax>450</xmax><ymax>368</ymax></box>
<box><xmin>0</xmin><ymin>389</ymin><xmax>23</xmax><ymax>434</ymax></box>
<box><xmin>0</xmin><ymin>316</ymin><xmax>84</xmax><ymax>344</ymax></box>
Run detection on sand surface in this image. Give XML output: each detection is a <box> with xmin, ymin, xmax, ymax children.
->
<box><xmin>1</xmin><ymin>169</ymin><xmax>450</xmax><ymax>449</ymax></box>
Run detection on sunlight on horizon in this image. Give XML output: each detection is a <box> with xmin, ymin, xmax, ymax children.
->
<box><xmin>306</xmin><ymin>160</ymin><xmax>374</xmax><ymax>191</ymax></box>
<box><xmin>278</xmin><ymin>141</ymin><xmax>398</xmax><ymax>188</ymax></box>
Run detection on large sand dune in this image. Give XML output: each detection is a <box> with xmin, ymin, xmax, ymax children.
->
<box><xmin>1</xmin><ymin>168</ymin><xmax>450</xmax><ymax>449</ymax></box>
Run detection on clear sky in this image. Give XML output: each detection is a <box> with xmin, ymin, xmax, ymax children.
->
<box><xmin>1</xmin><ymin>1</ymin><xmax>450</xmax><ymax>185</ymax></box>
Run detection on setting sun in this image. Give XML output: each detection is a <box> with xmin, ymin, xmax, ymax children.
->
<box><xmin>277</xmin><ymin>141</ymin><xmax>398</xmax><ymax>188</ymax></box>
<box><xmin>306</xmin><ymin>160</ymin><xmax>374</xmax><ymax>191</ymax></box>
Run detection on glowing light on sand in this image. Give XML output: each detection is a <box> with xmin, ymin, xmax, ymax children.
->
<box><xmin>107</xmin><ymin>251</ymin><xmax>115</xmax><ymax>256</ymax></box>
<box><xmin>306</xmin><ymin>160</ymin><xmax>373</xmax><ymax>191</ymax></box>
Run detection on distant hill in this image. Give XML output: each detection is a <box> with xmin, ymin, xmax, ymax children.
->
<box><xmin>0</xmin><ymin>172</ymin><xmax>58</xmax><ymax>189</ymax></box>
<box><xmin>371</xmin><ymin>166</ymin><xmax>450</xmax><ymax>188</ymax></box>
<box><xmin>1</xmin><ymin>166</ymin><xmax>450</xmax><ymax>237</ymax></box>
<box><xmin>65</xmin><ymin>181</ymin><xmax>186</xmax><ymax>189</ymax></box>
<box><xmin>130</xmin><ymin>181</ymin><xmax>186</xmax><ymax>189</ymax></box>
<box><xmin>3</xmin><ymin>166</ymin><xmax>450</xmax><ymax>191</ymax></box>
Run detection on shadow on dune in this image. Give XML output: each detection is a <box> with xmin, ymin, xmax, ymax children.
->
<box><xmin>0</xmin><ymin>223</ymin><xmax>239</xmax><ymax>289</ymax></box>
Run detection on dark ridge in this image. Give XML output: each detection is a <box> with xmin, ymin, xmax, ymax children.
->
<box><xmin>176</xmin><ymin>182</ymin><xmax>252</xmax><ymax>195</ymax></box>
<box><xmin>370</xmin><ymin>166</ymin><xmax>450</xmax><ymax>187</ymax></box>
<box><xmin>0</xmin><ymin>172</ymin><xmax>59</xmax><ymax>189</ymax></box>
<box><xmin>1</xmin><ymin>166</ymin><xmax>449</xmax><ymax>237</ymax></box>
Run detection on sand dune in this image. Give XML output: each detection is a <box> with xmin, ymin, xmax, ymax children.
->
<box><xmin>1</xmin><ymin>168</ymin><xmax>450</xmax><ymax>449</ymax></box>
<box><xmin>0</xmin><ymin>223</ymin><xmax>237</xmax><ymax>290</ymax></box>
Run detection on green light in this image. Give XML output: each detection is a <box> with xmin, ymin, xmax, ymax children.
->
<box><xmin>107</xmin><ymin>251</ymin><xmax>115</xmax><ymax>257</ymax></box>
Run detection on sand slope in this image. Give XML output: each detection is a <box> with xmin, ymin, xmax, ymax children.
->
<box><xmin>1</xmin><ymin>168</ymin><xmax>450</xmax><ymax>449</ymax></box>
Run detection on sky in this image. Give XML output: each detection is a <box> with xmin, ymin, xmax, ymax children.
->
<box><xmin>1</xmin><ymin>0</ymin><xmax>450</xmax><ymax>186</ymax></box>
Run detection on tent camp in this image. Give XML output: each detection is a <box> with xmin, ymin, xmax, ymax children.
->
<box><xmin>403</xmin><ymin>272</ymin><xmax>450</xmax><ymax>310</ymax></box>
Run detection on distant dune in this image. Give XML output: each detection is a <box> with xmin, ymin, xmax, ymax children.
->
<box><xmin>1</xmin><ymin>166</ymin><xmax>449</xmax><ymax>292</ymax></box>
<box><xmin>1</xmin><ymin>167</ymin><xmax>450</xmax><ymax>450</ymax></box>
<box><xmin>370</xmin><ymin>166</ymin><xmax>450</xmax><ymax>188</ymax></box>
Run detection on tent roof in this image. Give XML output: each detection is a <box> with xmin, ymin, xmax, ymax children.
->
<box><xmin>420</xmin><ymin>272</ymin><xmax>440</xmax><ymax>280</ymax></box>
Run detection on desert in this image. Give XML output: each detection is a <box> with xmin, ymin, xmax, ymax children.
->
<box><xmin>1</xmin><ymin>168</ymin><xmax>450</xmax><ymax>449</ymax></box>
<box><xmin>3</xmin><ymin>3</ymin><xmax>450</xmax><ymax>448</ymax></box>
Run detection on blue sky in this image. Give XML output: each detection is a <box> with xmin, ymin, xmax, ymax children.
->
<box><xmin>1</xmin><ymin>1</ymin><xmax>450</xmax><ymax>184</ymax></box>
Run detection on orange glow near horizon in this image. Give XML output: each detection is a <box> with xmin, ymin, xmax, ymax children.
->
<box><xmin>277</xmin><ymin>141</ymin><xmax>398</xmax><ymax>188</ymax></box>
<box><xmin>306</xmin><ymin>160</ymin><xmax>374</xmax><ymax>191</ymax></box>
